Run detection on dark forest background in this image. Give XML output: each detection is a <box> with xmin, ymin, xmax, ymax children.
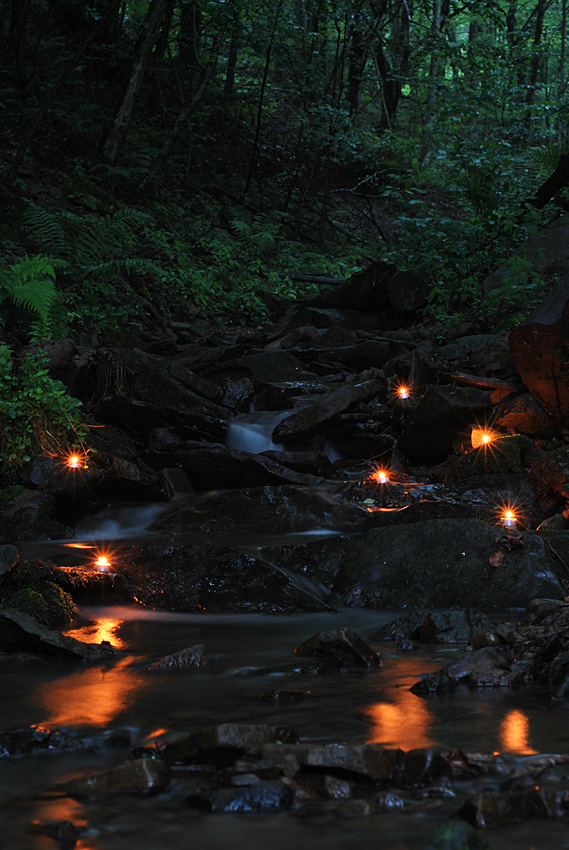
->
<box><xmin>0</xmin><ymin>0</ymin><xmax>568</xmax><ymax>468</ymax></box>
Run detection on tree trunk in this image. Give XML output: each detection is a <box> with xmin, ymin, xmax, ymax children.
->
<box><xmin>102</xmin><ymin>0</ymin><xmax>169</xmax><ymax>164</ymax></box>
<box><xmin>5</xmin><ymin>0</ymin><xmax>122</xmax><ymax>184</ymax></box>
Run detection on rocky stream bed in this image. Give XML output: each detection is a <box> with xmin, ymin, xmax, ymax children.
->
<box><xmin>3</xmin><ymin>265</ymin><xmax>569</xmax><ymax>848</ymax></box>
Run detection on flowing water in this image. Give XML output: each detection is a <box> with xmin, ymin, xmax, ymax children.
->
<box><xmin>5</xmin><ymin>417</ymin><xmax>569</xmax><ymax>849</ymax></box>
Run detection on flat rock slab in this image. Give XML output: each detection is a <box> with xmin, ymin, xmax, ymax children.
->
<box><xmin>0</xmin><ymin>607</ymin><xmax>115</xmax><ymax>659</ymax></box>
<box><xmin>273</xmin><ymin>379</ymin><xmax>383</xmax><ymax>441</ymax></box>
<box><xmin>266</xmin><ymin>519</ymin><xmax>564</xmax><ymax>609</ymax></box>
<box><xmin>119</xmin><ymin>541</ymin><xmax>332</xmax><ymax>614</ymax></box>
<box><xmin>155</xmin><ymin>485</ymin><xmax>368</xmax><ymax>537</ymax></box>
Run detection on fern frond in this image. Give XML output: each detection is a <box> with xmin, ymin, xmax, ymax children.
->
<box><xmin>1</xmin><ymin>254</ymin><xmax>59</xmax><ymax>329</ymax></box>
<box><xmin>22</xmin><ymin>204</ymin><xmax>67</xmax><ymax>256</ymax></box>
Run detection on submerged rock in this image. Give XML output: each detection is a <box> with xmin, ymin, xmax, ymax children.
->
<box><xmin>0</xmin><ymin>607</ymin><xmax>115</xmax><ymax>659</ymax></box>
<box><xmin>0</xmin><ymin>727</ymin><xmax>93</xmax><ymax>758</ymax></box>
<box><xmin>149</xmin><ymin>643</ymin><xmax>208</xmax><ymax>670</ymax></box>
<box><xmin>421</xmin><ymin>820</ymin><xmax>494</xmax><ymax>849</ymax></box>
<box><xmin>165</xmin><ymin>724</ymin><xmax>299</xmax><ymax>766</ymax></box>
<box><xmin>372</xmin><ymin>609</ymin><xmax>494</xmax><ymax>643</ymax></box>
<box><xmin>294</xmin><ymin>627</ymin><xmax>380</xmax><ymax>667</ymax></box>
<box><xmin>63</xmin><ymin>756</ymin><xmax>169</xmax><ymax>795</ymax></box>
<box><xmin>187</xmin><ymin>780</ymin><xmax>292</xmax><ymax>812</ymax></box>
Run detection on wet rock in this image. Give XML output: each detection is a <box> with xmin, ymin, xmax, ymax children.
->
<box><xmin>333</xmin><ymin>798</ymin><xmax>371</xmax><ymax>818</ymax></box>
<box><xmin>0</xmin><ymin>545</ymin><xmax>18</xmax><ymax>575</ymax></box>
<box><xmin>491</xmin><ymin>393</ymin><xmax>555</xmax><ymax>437</ymax></box>
<box><xmin>260</xmin><ymin>689</ymin><xmax>310</xmax><ymax>702</ymax></box>
<box><xmin>421</xmin><ymin>820</ymin><xmax>493</xmax><ymax>849</ymax></box>
<box><xmin>147</xmin><ymin>427</ymin><xmax>185</xmax><ymax>451</ymax></box>
<box><xmin>148</xmin><ymin>643</ymin><xmax>207</xmax><ymax>670</ymax></box>
<box><xmin>121</xmin><ymin>540</ymin><xmax>332</xmax><ymax>614</ymax></box>
<box><xmin>483</xmin><ymin>216</ymin><xmax>569</xmax><ymax>296</ymax></box>
<box><xmin>294</xmin><ymin>628</ymin><xmax>380</xmax><ymax>667</ymax></box>
<box><xmin>0</xmin><ymin>607</ymin><xmax>115</xmax><ymax>659</ymax></box>
<box><xmin>398</xmin><ymin>385</ymin><xmax>494</xmax><ymax>465</ymax></box>
<box><xmin>0</xmin><ymin>727</ymin><xmax>93</xmax><ymax>758</ymax></box>
<box><xmin>143</xmin><ymin>445</ymin><xmax>323</xmax><ymax>490</ymax></box>
<box><xmin>273</xmin><ymin>379</ymin><xmax>383</xmax><ymax>441</ymax></box>
<box><xmin>438</xmin><ymin>335</ymin><xmax>494</xmax><ymax>363</ymax></box>
<box><xmin>270</xmin><ymin>519</ymin><xmax>563</xmax><ymax>610</ymax></box>
<box><xmin>525</xmin><ymin>597</ymin><xmax>569</xmax><ymax>623</ymax></box>
<box><xmin>23</xmin><ymin>338</ymin><xmax>77</xmax><ymax>377</ymax></box>
<box><xmin>262</xmin><ymin>743</ymin><xmax>402</xmax><ymax>782</ymax></box>
<box><xmin>63</xmin><ymin>757</ymin><xmax>169</xmax><ymax>795</ymax></box>
<box><xmin>165</xmin><ymin>724</ymin><xmax>299</xmax><ymax>766</ymax></box>
<box><xmin>394</xmin><ymin>749</ymin><xmax>451</xmax><ymax>788</ymax></box>
<box><xmin>372</xmin><ymin>609</ymin><xmax>494</xmax><ymax>644</ymax></box>
<box><xmin>508</xmin><ymin>275</ymin><xmax>569</xmax><ymax>419</ymax></box>
<box><xmin>155</xmin><ymin>485</ymin><xmax>367</xmax><ymax>537</ymax></box>
<box><xmin>90</xmin><ymin>452</ymin><xmax>162</xmax><ymax>501</ymax></box>
<box><xmin>307</xmin><ymin>340</ymin><xmax>391</xmax><ymax>371</ymax></box>
<box><xmin>32</xmin><ymin>819</ymin><xmax>82</xmax><ymax>850</ymax></box>
<box><xmin>413</xmin><ymin>776</ymin><xmax>457</xmax><ymax>798</ymax></box>
<box><xmin>95</xmin><ymin>347</ymin><xmax>228</xmax><ymax>418</ymax></box>
<box><xmin>323</xmin><ymin>775</ymin><xmax>352</xmax><ymax>799</ymax></box>
<box><xmin>98</xmin><ymin>395</ymin><xmax>227</xmax><ymax>444</ymax></box>
<box><xmin>529</xmin><ymin>447</ymin><xmax>569</xmax><ymax>516</ymax></box>
<box><xmin>187</xmin><ymin>780</ymin><xmax>292</xmax><ymax>812</ymax></box>
<box><xmin>458</xmin><ymin>790</ymin><xmax>514</xmax><ymax>828</ymax></box>
<box><xmin>203</xmin><ymin>350</ymin><xmax>312</xmax><ymax>385</ymax></box>
<box><xmin>0</xmin><ymin>486</ymin><xmax>73</xmax><ymax>541</ymax></box>
<box><xmin>157</xmin><ymin>467</ymin><xmax>194</xmax><ymax>500</ymax></box>
<box><xmin>374</xmin><ymin>790</ymin><xmax>405</xmax><ymax>811</ymax></box>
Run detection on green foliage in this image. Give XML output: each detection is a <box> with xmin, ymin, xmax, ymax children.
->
<box><xmin>5</xmin><ymin>560</ymin><xmax>77</xmax><ymax>625</ymax></box>
<box><xmin>7</xmin><ymin>582</ymin><xmax>76</xmax><ymax>625</ymax></box>
<box><xmin>0</xmin><ymin>254</ymin><xmax>62</xmax><ymax>340</ymax></box>
<box><xmin>0</xmin><ymin>345</ymin><xmax>86</xmax><ymax>469</ymax></box>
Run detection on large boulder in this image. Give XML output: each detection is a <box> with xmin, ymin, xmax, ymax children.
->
<box><xmin>264</xmin><ymin>519</ymin><xmax>564</xmax><ymax>609</ymax></box>
<box><xmin>154</xmin><ymin>485</ymin><xmax>369</xmax><ymax>537</ymax></box>
<box><xmin>273</xmin><ymin>379</ymin><xmax>384</xmax><ymax>442</ymax></box>
<box><xmin>118</xmin><ymin>540</ymin><xmax>332</xmax><ymax>614</ymax></box>
<box><xmin>508</xmin><ymin>274</ymin><xmax>569</xmax><ymax>420</ymax></box>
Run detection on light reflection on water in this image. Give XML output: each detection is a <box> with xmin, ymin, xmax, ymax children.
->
<box><xmin>363</xmin><ymin>658</ymin><xmax>436</xmax><ymax>750</ymax></box>
<box><xmin>35</xmin><ymin>656</ymin><xmax>146</xmax><ymax>728</ymax></box>
<box><xmin>500</xmin><ymin>708</ymin><xmax>537</xmax><ymax>754</ymax></box>
<box><xmin>63</xmin><ymin>616</ymin><xmax>128</xmax><ymax>650</ymax></box>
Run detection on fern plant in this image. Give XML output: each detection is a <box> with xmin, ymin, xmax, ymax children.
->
<box><xmin>0</xmin><ymin>344</ymin><xmax>86</xmax><ymax>470</ymax></box>
<box><xmin>0</xmin><ymin>254</ymin><xmax>63</xmax><ymax>340</ymax></box>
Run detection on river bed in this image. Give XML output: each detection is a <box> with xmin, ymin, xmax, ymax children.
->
<box><xmin>2</xmin><ymin>604</ymin><xmax>569</xmax><ymax>849</ymax></box>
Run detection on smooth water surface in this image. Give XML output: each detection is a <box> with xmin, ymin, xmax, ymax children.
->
<box><xmin>2</xmin><ymin>606</ymin><xmax>569</xmax><ymax>849</ymax></box>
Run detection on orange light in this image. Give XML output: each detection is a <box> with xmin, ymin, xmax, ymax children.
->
<box><xmin>502</xmin><ymin>509</ymin><xmax>516</xmax><ymax>528</ymax></box>
<box><xmin>64</xmin><ymin>449</ymin><xmax>88</xmax><ymax>470</ymax></box>
<box><xmin>94</xmin><ymin>554</ymin><xmax>111</xmax><ymax>570</ymax></box>
<box><xmin>372</xmin><ymin>469</ymin><xmax>389</xmax><ymax>484</ymax></box>
<box><xmin>397</xmin><ymin>385</ymin><xmax>411</xmax><ymax>399</ymax></box>
<box><xmin>471</xmin><ymin>428</ymin><xmax>497</xmax><ymax>449</ymax></box>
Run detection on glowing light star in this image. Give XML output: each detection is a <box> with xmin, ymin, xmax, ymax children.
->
<box><xmin>397</xmin><ymin>385</ymin><xmax>411</xmax><ymax>399</ymax></box>
<box><xmin>94</xmin><ymin>554</ymin><xmax>112</xmax><ymax>570</ymax></box>
<box><xmin>501</xmin><ymin>509</ymin><xmax>517</xmax><ymax>528</ymax></box>
<box><xmin>64</xmin><ymin>450</ymin><xmax>88</xmax><ymax>470</ymax></box>
<box><xmin>471</xmin><ymin>428</ymin><xmax>497</xmax><ymax>449</ymax></box>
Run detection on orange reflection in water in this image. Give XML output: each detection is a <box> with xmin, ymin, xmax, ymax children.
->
<box><xmin>35</xmin><ymin>656</ymin><xmax>145</xmax><ymax>728</ymax></box>
<box><xmin>499</xmin><ymin>709</ymin><xmax>537</xmax><ymax>754</ymax></box>
<box><xmin>64</xmin><ymin>617</ymin><xmax>127</xmax><ymax>650</ymax></box>
<box><xmin>363</xmin><ymin>658</ymin><xmax>435</xmax><ymax>750</ymax></box>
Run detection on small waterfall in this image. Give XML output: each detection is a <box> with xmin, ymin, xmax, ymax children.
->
<box><xmin>74</xmin><ymin>503</ymin><xmax>164</xmax><ymax>540</ymax></box>
<box><xmin>227</xmin><ymin>411</ymin><xmax>291</xmax><ymax>454</ymax></box>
